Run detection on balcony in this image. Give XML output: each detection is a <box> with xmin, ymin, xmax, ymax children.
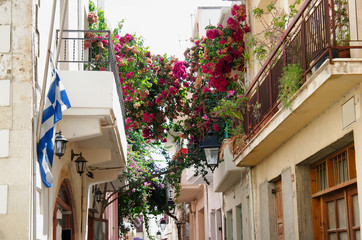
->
<box><xmin>56</xmin><ymin>30</ymin><xmax>127</xmax><ymax>174</ymax></box>
<box><xmin>236</xmin><ymin>0</ymin><xmax>362</xmax><ymax>166</ymax></box>
<box><xmin>178</xmin><ymin>169</ymin><xmax>204</xmax><ymax>203</ymax></box>
<box><xmin>213</xmin><ymin>142</ymin><xmax>242</xmax><ymax>192</ymax></box>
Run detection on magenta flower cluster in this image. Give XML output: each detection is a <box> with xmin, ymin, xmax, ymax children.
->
<box><xmin>172</xmin><ymin>61</ymin><xmax>188</xmax><ymax>80</ymax></box>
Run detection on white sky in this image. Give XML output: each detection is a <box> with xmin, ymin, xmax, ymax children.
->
<box><xmin>104</xmin><ymin>0</ymin><xmax>234</xmax><ymax>60</ymax></box>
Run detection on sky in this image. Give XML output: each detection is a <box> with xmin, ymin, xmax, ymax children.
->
<box><xmin>104</xmin><ymin>0</ymin><xmax>234</xmax><ymax>59</ymax></box>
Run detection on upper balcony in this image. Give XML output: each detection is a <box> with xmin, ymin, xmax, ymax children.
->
<box><xmin>56</xmin><ymin>30</ymin><xmax>127</xmax><ymax>173</ymax></box>
<box><xmin>235</xmin><ymin>0</ymin><xmax>362</xmax><ymax>166</ymax></box>
<box><xmin>213</xmin><ymin>142</ymin><xmax>243</xmax><ymax>192</ymax></box>
<box><xmin>178</xmin><ymin>169</ymin><xmax>204</xmax><ymax>203</ymax></box>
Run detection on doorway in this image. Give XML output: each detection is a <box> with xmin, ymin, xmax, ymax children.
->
<box><xmin>53</xmin><ymin>181</ymin><xmax>75</xmax><ymax>240</ymax></box>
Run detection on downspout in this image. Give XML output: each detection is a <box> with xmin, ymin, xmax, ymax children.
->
<box><xmin>205</xmin><ymin>184</ymin><xmax>209</xmax><ymax>240</ymax></box>
<box><xmin>32</xmin><ymin>118</ymin><xmax>38</xmax><ymax>240</ymax></box>
<box><xmin>248</xmin><ymin>167</ymin><xmax>256</xmax><ymax>240</ymax></box>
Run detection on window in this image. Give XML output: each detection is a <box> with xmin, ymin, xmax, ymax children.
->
<box><xmin>310</xmin><ymin>144</ymin><xmax>359</xmax><ymax>239</ymax></box>
<box><xmin>311</xmin><ymin>144</ymin><xmax>356</xmax><ymax>194</ymax></box>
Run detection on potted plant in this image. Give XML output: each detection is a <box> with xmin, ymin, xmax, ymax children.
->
<box><xmin>278</xmin><ymin>64</ymin><xmax>303</xmax><ymax>109</ymax></box>
<box><xmin>333</xmin><ymin>0</ymin><xmax>350</xmax><ymax>57</ymax></box>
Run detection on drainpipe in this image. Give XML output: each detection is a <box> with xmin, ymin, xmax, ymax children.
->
<box><xmin>205</xmin><ymin>184</ymin><xmax>209</xmax><ymax>240</ymax></box>
<box><xmin>32</xmin><ymin>118</ymin><xmax>38</xmax><ymax>240</ymax></box>
<box><xmin>248</xmin><ymin>167</ymin><xmax>256</xmax><ymax>240</ymax></box>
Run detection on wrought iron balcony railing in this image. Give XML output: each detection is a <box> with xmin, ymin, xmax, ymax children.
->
<box><xmin>56</xmin><ymin>29</ymin><xmax>125</xmax><ymax>120</ymax></box>
<box><xmin>244</xmin><ymin>0</ymin><xmax>362</xmax><ymax>139</ymax></box>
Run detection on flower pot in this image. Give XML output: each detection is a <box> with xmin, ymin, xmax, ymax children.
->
<box><xmin>338</xmin><ymin>49</ymin><xmax>350</xmax><ymax>58</ymax></box>
<box><xmin>314</xmin><ymin>49</ymin><xmax>339</xmax><ymax>70</ymax></box>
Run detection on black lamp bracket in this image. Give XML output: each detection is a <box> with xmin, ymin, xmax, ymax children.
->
<box><xmin>71</xmin><ymin>150</ymin><xmax>82</xmax><ymax>161</ymax></box>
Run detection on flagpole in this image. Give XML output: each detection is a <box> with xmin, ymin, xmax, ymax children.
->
<box><xmin>34</xmin><ymin>1</ymin><xmax>57</xmax><ymax>239</ymax></box>
<box><xmin>36</xmin><ymin>0</ymin><xmax>58</xmax><ymax>143</ymax></box>
<box><xmin>55</xmin><ymin>0</ymin><xmax>69</xmax><ymax>67</ymax></box>
<box><xmin>34</xmin><ymin>0</ymin><xmax>69</xmax><ymax>239</ymax></box>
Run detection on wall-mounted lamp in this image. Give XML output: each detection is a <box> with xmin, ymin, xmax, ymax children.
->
<box><xmin>54</xmin><ymin>131</ymin><xmax>68</xmax><ymax>159</ymax></box>
<box><xmin>160</xmin><ymin>218</ymin><xmax>166</xmax><ymax>231</ymax></box>
<box><xmin>71</xmin><ymin>150</ymin><xmax>88</xmax><ymax>176</ymax></box>
<box><xmin>86</xmin><ymin>171</ymin><xmax>94</xmax><ymax>179</ymax></box>
<box><xmin>200</xmin><ymin>130</ymin><xmax>221</xmax><ymax>172</ymax></box>
<box><xmin>95</xmin><ymin>188</ymin><xmax>103</xmax><ymax>203</ymax></box>
<box><xmin>156</xmin><ymin>230</ymin><xmax>161</xmax><ymax>240</ymax></box>
<box><xmin>168</xmin><ymin>189</ymin><xmax>175</xmax><ymax>207</ymax></box>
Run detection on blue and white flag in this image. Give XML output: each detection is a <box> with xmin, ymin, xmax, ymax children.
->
<box><xmin>37</xmin><ymin>60</ymin><xmax>71</xmax><ymax>188</ymax></box>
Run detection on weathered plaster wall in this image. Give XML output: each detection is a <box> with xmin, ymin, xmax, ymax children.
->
<box><xmin>223</xmin><ymin>171</ymin><xmax>252</xmax><ymax>240</ymax></box>
<box><xmin>0</xmin><ymin>0</ymin><xmax>34</xmax><ymax>239</ymax></box>
<box><xmin>206</xmin><ymin>183</ymin><xmax>222</xmax><ymax>240</ymax></box>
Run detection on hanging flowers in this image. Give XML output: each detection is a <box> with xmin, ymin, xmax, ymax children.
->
<box><xmin>189</xmin><ymin>4</ymin><xmax>250</xmax><ymax>92</ymax></box>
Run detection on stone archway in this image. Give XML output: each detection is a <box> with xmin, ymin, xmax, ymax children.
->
<box><xmin>53</xmin><ymin>180</ymin><xmax>75</xmax><ymax>240</ymax></box>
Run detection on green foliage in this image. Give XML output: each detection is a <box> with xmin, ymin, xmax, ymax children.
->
<box><xmin>116</xmin><ymin>130</ymin><xmax>182</xmax><ymax>236</ymax></box>
<box><xmin>212</xmin><ymin>80</ymin><xmax>246</xmax><ymax>136</ymax></box>
<box><xmin>333</xmin><ymin>0</ymin><xmax>350</xmax><ymax>46</ymax></box>
<box><xmin>249</xmin><ymin>0</ymin><xmax>301</xmax><ymax>63</ymax></box>
<box><xmin>88</xmin><ymin>1</ymin><xmax>107</xmax><ymax>31</ymax></box>
<box><xmin>278</xmin><ymin>64</ymin><xmax>303</xmax><ymax>108</ymax></box>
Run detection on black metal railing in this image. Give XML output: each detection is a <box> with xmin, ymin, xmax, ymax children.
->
<box><xmin>244</xmin><ymin>0</ymin><xmax>361</xmax><ymax>139</ymax></box>
<box><xmin>56</xmin><ymin>29</ymin><xmax>126</xmax><ymax>121</ymax></box>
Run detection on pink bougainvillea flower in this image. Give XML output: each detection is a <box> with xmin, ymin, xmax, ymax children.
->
<box><xmin>88</xmin><ymin>12</ymin><xmax>98</xmax><ymax>23</ymax></box>
<box><xmin>226</xmin><ymin>17</ymin><xmax>236</xmax><ymax>26</ymax></box>
<box><xmin>213</xmin><ymin>123</ymin><xmax>219</xmax><ymax>132</ymax></box>
<box><xmin>203</xmin><ymin>87</ymin><xmax>211</xmax><ymax>93</ymax></box>
<box><xmin>172</xmin><ymin>61</ymin><xmax>187</xmax><ymax>80</ymax></box>
<box><xmin>169</xmin><ymin>86</ymin><xmax>179</xmax><ymax>95</ymax></box>
<box><xmin>228</xmin><ymin>90</ymin><xmax>236</xmax><ymax>97</ymax></box>
<box><xmin>125</xmin><ymin>72</ymin><xmax>134</xmax><ymax>79</ymax></box>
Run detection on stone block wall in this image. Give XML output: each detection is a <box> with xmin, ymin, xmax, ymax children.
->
<box><xmin>0</xmin><ymin>0</ymin><xmax>34</xmax><ymax>239</ymax></box>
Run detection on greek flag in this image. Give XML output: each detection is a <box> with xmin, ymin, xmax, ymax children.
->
<box><xmin>37</xmin><ymin>61</ymin><xmax>71</xmax><ymax>188</ymax></box>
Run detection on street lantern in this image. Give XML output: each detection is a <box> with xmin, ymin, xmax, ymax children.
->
<box><xmin>95</xmin><ymin>188</ymin><xmax>103</xmax><ymax>203</ymax></box>
<box><xmin>71</xmin><ymin>150</ymin><xmax>88</xmax><ymax>176</ymax></box>
<box><xmin>54</xmin><ymin>131</ymin><xmax>68</xmax><ymax>159</ymax></box>
<box><xmin>200</xmin><ymin>130</ymin><xmax>221</xmax><ymax>172</ymax></box>
<box><xmin>160</xmin><ymin>218</ymin><xmax>166</xmax><ymax>231</ymax></box>
<box><xmin>168</xmin><ymin>189</ymin><xmax>175</xmax><ymax>207</ymax></box>
<box><xmin>156</xmin><ymin>230</ymin><xmax>161</xmax><ymax>240</ymax></box>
